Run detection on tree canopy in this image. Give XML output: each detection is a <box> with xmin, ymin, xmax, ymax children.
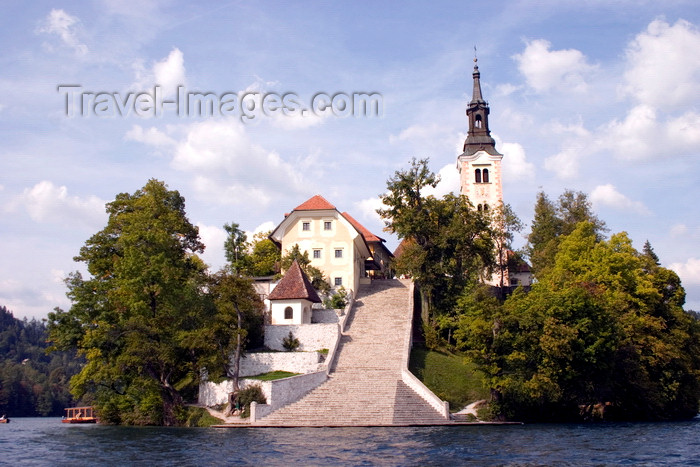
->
<box><xmin>48</xmin><ymin>179</ymin><xmax>211</xmax><ymax>425</ymax></box>
<box><xmin>457</xmin><ymin>221</ymin><xmax>700</xmax><ymax>421</ymax></box>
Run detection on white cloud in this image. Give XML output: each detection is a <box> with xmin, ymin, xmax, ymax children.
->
<box><xmin>125</xmin><ymin>125</ymin><xmax>177</xmax><ymax>147</ymax></box>
<box><xmin>513</xmin><ymin>39</ymin><xmax>596</xmax><ymax>93</ymax></box>
<box><xmin>196</xmin><ymin>222</ymin><xmax>227</xmax><ymax>271</ymax></box>
<box><xmin>604</xmin><ymin>105</ymin><xmax>700</xmax><ymax>160</ymax></box>
<box><xmin>153</xmin><ymin>48</ymin><xmax>186</xmax><ymax>91</ymax></box>
<box><xmin>591</xmin><ymin>184</ymin><xmax>651</xmax><ymax>215</ymax></box>
<box><xmin>544</xmin><ymin>147</ymin><xmax>581</xmax><ymax>179</ymax></box>
<box><xmin>253</xmin><ymin>221</ymin><xmax>276</xmax><ymax>234</ymax></box>
<box><xmin>38</xmin><ymin>9</ymin><xmax>88</xmax><ymax>56</ymax></box>
<box><xmin>424</xmin><ymin>163</ymin><xmax>460</xmax><ymax>198</ymax></box>
<box><xmin>353</xmin><ymin>196</ymin><xmax>387</xmax><ymax>225</ymax></box>
<box><xmin>621</xmin><ymin>19</ymin><xmax>700</xmax><ymax>108</ymax></box>
<box><xmin>9</xmin><ymin>181</ymin><xmax>106</xmax><ymax>228</ymax></box>
<box><xmin>669</xmin><ymin>258</ymin><xmax>700</xmax><ymax>286</ymax></box>
<box><xmin>133</xmin><ymin>48</ymin><xmax>186</xmax><ymax>97</ymax></box>
<box><xmin>390</xmin><ymin>123</ymin><xmax>445</xmax><ymax>144</ymax></box>
<box><xmin>670</xmin><ymin>224</ymin><xmax>688</xmax><ymax>237</ymax></box>
<box><xmin>500</xmin><ymin>142</ymin><xmax>535</xmax><ymax>181</ymax></box>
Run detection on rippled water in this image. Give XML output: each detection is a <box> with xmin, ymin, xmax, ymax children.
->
<box><xmin>1</xmin><ymin>417</ymin><xmax>699</xmax><ymax>465</ymax></box>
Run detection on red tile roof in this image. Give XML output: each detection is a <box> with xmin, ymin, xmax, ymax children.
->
<box><xmin>341</xmin><ymin>211</ymin><xmax>384</xmax><ymax>243</ymax></box>
<box><xmin>267</xmin><ymin>260</ymin><xmax>322</xmax><ymax>303</ymax></box>
<box><xmin>293</xmin><ymin>195</ymin><xmax>336</xmax><ymax>211</ymax></box>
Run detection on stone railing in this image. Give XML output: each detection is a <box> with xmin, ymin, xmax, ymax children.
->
<box><xmin>250</xmin><ymin>370</ymin><xmax>328</xmax><ymax>422</ymax></box>
<box><xmin>400</xmin><ymin>281</ymin><xmax>450</xmax><ymax>419</ymax></box>
<box><xmin>324</xmin><ymin>295</ymin><xmax>354</xmax><ymax>375</ymax></box>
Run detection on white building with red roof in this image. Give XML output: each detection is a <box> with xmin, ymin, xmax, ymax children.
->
<box><xmin>269</xmin><ymin>195</ymin><xmax>389</xmax><ymax>298</ymax></box>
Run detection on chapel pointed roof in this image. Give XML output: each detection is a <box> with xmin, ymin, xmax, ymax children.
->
<box><xmin>293</xmin><ymin>195</ymin><xmax>336</xmax><ymax>211</ymax></box>
<box><xmin>267</xmin><ymin>260</ymin><xmax>322</xmax><ymax>303</ymax></box>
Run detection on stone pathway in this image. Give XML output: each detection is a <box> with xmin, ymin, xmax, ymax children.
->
<box><xmin>256</xmin><ymin>279</ymin><xmax>449</xmax><ymax>426</ymax></box>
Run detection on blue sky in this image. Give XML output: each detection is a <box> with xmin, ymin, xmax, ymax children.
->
<box><xmin>2</xmin><ymin>1</ymin><xmax>700</xmax><ymax>320</ymax></box>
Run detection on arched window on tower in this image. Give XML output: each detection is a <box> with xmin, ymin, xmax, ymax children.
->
<box><xmin>475</xmin><ymin>169</ymin><xmax>481</xmax><ymax>183</ymax></box>
<box><xmin>477</xmin><ymin>204</ymin><xmax>482</xmax><ymax>212</ymax></box>
<box><xmin>475</xmin><ymin>115</ymin><xmax>482</xmax><ymax>129</ymax></box>
<box><xmin>484</xmin><ymin>204</ymin><xmax>489</xmax><ymax>212</ymax></box>
<box><xmin>483</xmin><ymin>169</ymin><xmax>489</xmax><ymax>183</ymax></box>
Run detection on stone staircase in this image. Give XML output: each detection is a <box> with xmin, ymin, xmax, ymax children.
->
<box><xmin>256</xmin><ymin>279</ymin><xmax>449</xmax><ymax>426</ymax></box>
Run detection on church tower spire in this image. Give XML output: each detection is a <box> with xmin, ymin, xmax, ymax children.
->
<box><xmin>457</xmin><ymin>57</ymin><xmax>506</xmax><ymax>287</ymax></box>
<box><xmin>463</xmin><ymin>57</ymin><xmax>498</xmax><ymax>156</ymax></box>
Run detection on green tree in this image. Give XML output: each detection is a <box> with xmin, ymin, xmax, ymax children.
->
<box><xmin>48</xmin><ymin>179</ymin><xmax>208</xmax><ymax>426</ymax></box>
<box><xmin>195</xmin><ymin>269</ymin><xmax>264</xmax><ymax>392</ymax></box>
<box><xmin>458</xmin><ymin>222</ymin><xmax>700</xmax><ymax>422</ymax></box>
<box><xmin>249</xmin><ymin>231</ymin><xmax>280</xmax><ymax>277</ymax></box>
<box><xmin>490</xmin><ymin>202</ymin><xmax>523</xmax><ymax>291</ymax></box>
<box><xmin>378</xmin><ymin>159</ymin><xmax>494</xmax><ymax>333</ymax></box>
<box><xmin>223</xmin><ymin>222</ymin><xmax>250</xmax><ymax>274</ymax></box>
<box><xmin>526</xmin><ymin>190</ymin><xmax>606</xmax><ymax>277</ymax></box>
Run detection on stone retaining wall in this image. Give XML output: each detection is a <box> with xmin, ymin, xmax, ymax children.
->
<box><xmin>265</xmin><ymin>323</ymin><xmax>337</xmax><ymax>351</ymax></box>
<box><xmin>238</xmin><ymin>351</ymin><xmax>323</xmax><ymax>377</ymax></box>
<box><xmin>251</xmin><ymin>371</ymin><xmax>328</xmax><ymax>422</ymax></box>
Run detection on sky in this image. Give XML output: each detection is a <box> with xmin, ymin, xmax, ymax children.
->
<box><xmin>2</xmin><ymin>1</ymin><xmax>700</xmax><ymax>320</ymax></box>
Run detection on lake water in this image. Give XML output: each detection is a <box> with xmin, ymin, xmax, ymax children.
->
<box><xmin>1</xmin><ymin>417</ymin><xmax>699</xmax><ymax>465</ymax></box>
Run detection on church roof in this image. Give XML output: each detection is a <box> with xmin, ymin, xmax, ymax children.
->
<box><xmin>341</xmin><ymin>211</ymin><xmax>385</xmax><ymax>243</ymax></box>
<box><xmin>293</xmin><ymin>195</ymin><xmax>336</xmax><ymax>211</ymax></box>
<box><xmin>267</xmin><ymin>260</ymin><xmax>322</xmax><ymax>303</ymax></box>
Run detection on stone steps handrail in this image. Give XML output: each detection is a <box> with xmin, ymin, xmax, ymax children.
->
<box><xmin>400</xmin><ymin>281</ymin><xmax>450</xmax><ymax>419</ymax></box>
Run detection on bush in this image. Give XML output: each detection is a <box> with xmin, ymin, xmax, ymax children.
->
<box><xmin>323</xmin><ymin>286</ymin><xmax>348</xmax><ymax>309</ymax></box>
<box><xmin>282</xmin><ymin>331</ymin><xmax>300</xmax><ymax>351</ymax></box>
<box><xmin>238</xmin><ymin>384</ymin><xmax>266</xmax><ymax>418</ymax></box>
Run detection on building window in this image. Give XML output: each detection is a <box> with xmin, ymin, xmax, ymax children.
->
<box><xmin>334</xmin><ymin>277</ymin><xmax>342</xmax><ymax>286</ymax></box>
<box><xmin>324</xmin><ymin>221</ymin><xmax>332</xmax><ymax>231</ymax></box>
<box><xmin>302</xmin><ymin>222</ymin><xmax>310</xmax><ymax>231</ymax></box>
<box><xmin>284</xmin><ymin>306</ymin><xmax>293</xmax><ymax>320</ymax></box>
<box><xmin>483</xmin><ymin>168</ymin><xmax>489</xmax><ymax>183</ymax></box>
<box><xmin>313</xmin><ymin>249</ymin><xmax>322</xmax><ymax>259</ymax></box>
<box><xmin>477</xmin><ymin>204</ymin><xmax>482</xmax><ymax>212</ymax></box>
<box><xmin>334</xmin><ymin>249</ymin><xmax>343</xmax><ymax>258</ymax></box>
<box><xmin>484</xmin><ymin>204</ymin><xmax>489</xmax><ymax>212</ymax></box>
<box><xmin>475</xmin><ymin>115</ymin><xmax>482</xmax><ymax>128</ymax></box>
<box><xmin>475</xmin><ymin>169</ymin><xmax>481</xmax><ymax>183</ymax></box>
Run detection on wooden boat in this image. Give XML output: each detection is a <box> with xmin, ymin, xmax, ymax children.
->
<box><xmin>62</xmin><ymin>406</ymin><xmax>97</xmax><ymax>424</ymax></box>
<box><xmin>0</xmin><ymin>417</ymin><xmax>9</xmax><ymax>423</ymax></box>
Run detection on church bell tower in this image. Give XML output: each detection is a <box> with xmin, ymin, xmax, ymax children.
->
<box><xmin>457</xmin><ymin>58</ymin><xmax>503</xmax><ymax>215</ymax></box>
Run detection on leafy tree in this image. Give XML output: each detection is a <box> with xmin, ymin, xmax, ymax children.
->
<box><xmin>223</xmin><ymin>222</ymin><xmax>250</xmax><ymax>274</ymax></box>
<box><xmin>48</xmin><ymin>179</ymin><xmax>209</xmax><ymax>426</ymax></box>
<box><xmin>378</xmin><ymin>158</ymin><xmax>494</xmax><ymax>335</ymax></box>
<box><xmin>526</xmin><ymin>190</ymin><xmax>606</xmax><ymax>277</ymax></box>
<box><xmin>194</xmin><ymin>269</ymin><xmax>264</xmax><ymax>392</ymax></box>
<box><xmin>249</xmin><ymin>231</ymin><xmax>280</xmax><ymax>277</ymax></box>
<box><xmin>0</xmin><ymin>306</ymin><xmax>81</xmax><ymax>417</ymax></box>
<box><xmin>489</xmin><ymin>202</ymin><xmax>523</xmax><ymax>291</ymax></box>
<box><xmin>458</xmin><ymin>222</ymin><xmax>700</xmax><ymax>422</ymax></box>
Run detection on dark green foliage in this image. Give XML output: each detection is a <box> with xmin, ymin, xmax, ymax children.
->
<box><xmin>0</xmin><ymin>306</ymin><xmax>81</xmax><ymax>417</ymax></box>
<box><xmin>282</xmin><ymin>331</ymin><xmax>300</xmax><ymax>351</ymax></box>
<box><xmin>47</xmin><ymin>180</ymin><xmax>211</xmax><ymax>426</ymax></box>
<box><xmin>324</xmin><ymin>286</ymin><xmax>348</xmax><ymax>309</ymax></box>
<box><xmin>457</xmin><ymin>222</ymin><xmax>700</xmax><ymax>422</ymax></box>
<box><xmin>378</xmin><ymin>158</ymin><xmax>495</xmax><ymax>338</ymax></box>
<box><xmin>248</xmin><ymin>231</ymin><xmax>280</xmax><ymax>277</ymax></box>
<box><xmin>238</xmin><ymin>384</ymin><xmax>266</xmax><ymax>418</ymax></box>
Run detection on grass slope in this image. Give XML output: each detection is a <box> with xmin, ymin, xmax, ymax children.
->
<box><xmin>409</xmin><ymin>346</ymin><xmax>490</xmax><ymax>411</ymax></box>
